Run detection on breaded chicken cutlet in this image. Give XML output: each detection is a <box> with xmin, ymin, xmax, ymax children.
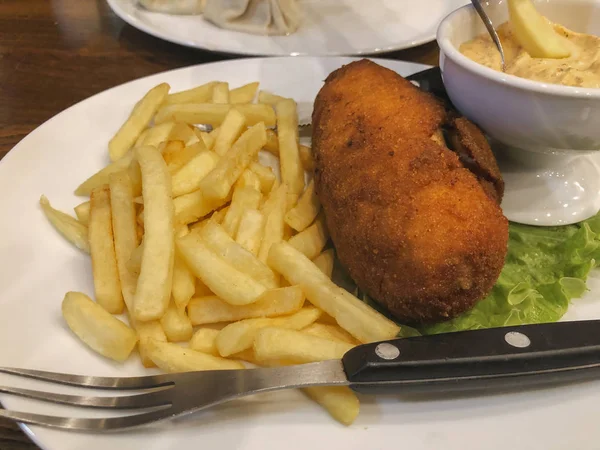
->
<box><xmin>312</xmin><ymin>59</ymin><xmax>508</xmax><ymax>324</ymax></box>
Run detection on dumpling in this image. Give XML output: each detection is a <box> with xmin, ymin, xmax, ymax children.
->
<box><xmin>203</xmin><ymin>0</ymin><xmax>301</xmax><ymax>35</ymax></box>
<box><xmin>138</xmin><ymin>0</ymin><xmax>205</xmax><ymax>14</ymax></box>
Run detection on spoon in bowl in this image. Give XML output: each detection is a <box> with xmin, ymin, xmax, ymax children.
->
<box><xmin>471</xmin><ymin>0</ymin><xmax>506</xmax><ymax>71</ymax></box>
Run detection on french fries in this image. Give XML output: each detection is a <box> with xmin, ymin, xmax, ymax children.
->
<box><xmin>133</xmin><ymin>318</ymin><xmax>166</xmax><ymax>367</ymax></box>
<box><xmin>199</xmin><ymin>221</ymin><xmax>279</xmax><ymax>289</ymax></box>
<box><xmin>189</xmin><ymin>328</ymin><xmax>220</xmax><ymax>355</ymax></box>
<box><xmin>74</xmin><ymin>201</ymin><xmax>91</xmax><ymax>226</ymax></box>
<box><xmin>132</xmin><ymin>146</ymin><xmax>174</xmax><ymax>321</ymax></box>
<box><xmin>89</xmin><ymin>186</ymin><xmax>124</xmax><ymax>314</ymax></box>
<box><xmin>160</xmin><ymin>300</ymin><xmax>193</xmax><ymax>342</ymax></box>
<box><xmin>154</xmin><ymin>103</ymin><xmax>276</xmax><ymax>128</ymax></box>
<box><xmin>249</xmin><ymin>162</ymin><xmax>276</xmax><ymax>193</ymax></box>
<box><xmin>145</xmin><ymin>339</ymin><xmax>244</xmax><ymax>372</ymax></box>
<box><xmin>258</xmin><ymin>90</ymin><xmax>287</xmax><ymax>105</ymax></box>
<box><xmin>199</xmin><ymin>123</ymin><xmax>267</xmax><ymax>201</ymax></box>
<box><xmin>213</xmin><ymin>108</ymin><xmax>246</xmax><ymax>156</ymax></box>
<box><xmin>285</xmin><ymin>179</ymin><xmax>320</xmax><ymax>232</ymax></box>
<box><xmin>303</xmin><ymin>387</ymin><xmax>359</xmax><ymax>426</ymax></box>
<box><xmin>212</xmin><ymin>82</ymin><xmax>229</xmax><ymax>104</ymax></box>
<box><xmin>216</xmin><ymin>307</ymin><xmax>322</xmax><ymax>357</ymax></box>
<box><xmin>254</xmin><ymin>327</ymin><xmax>354</xmax><ymax>363</ymax></box>
<box><xmin>302</xmin><ymin>322</ymin><xmax>357</xmax><ymax>345</ymax></box>
<box><xmin>276</xmin><ymin>99</ymin><xmax>304</xmax><ymax>207</ymax></box>
<box><xmin>177</xmin><ymin>232</ymin><xmax>266</xmax><ymax>305</ymax></box>
<box><xmin>165</xmin><ymin>141</ymin><xmax>205</xmax><ymax>175</ymax></box>
<box><xmin>268</xmin><ymin>241</ymin><xmax>401</xmax><ymax>343</ymax></box>
<box><xmin>109</xmin><ymin>83</ymin><xmax>170</xmax><ymax>161</ymax></box>
<box><xmin>236</xmin><ymin>169</ymin><xmax>262</xmax><ymax>192</ymax></box>
<box><xmin>136</xmin><ymin>121</ymin><xmax>174</xmax><ymax>148</ymax></box>
<box><xmin>74</xmin><ymin>151</ymin><xmax>134</xmax><ymax>196</ymax></box>
<box><xmin>171</xmin><ymin>149</ymin><xmax>219</xmax><ymax>197</ymax></box>
<box><xmin>258</xmin><ymin>184</ymin><xmax>287</xmax><ymax>263</ymax></box>
<box><xmin>287</xmin><ymin>213</ymin><xmax>329</xmax><ymax>260</ymax></box>
<box><xmin>40</xmin><ymin>196</ymin><xmax>90</xmax><ymax>253</ymax></box>
<box><xmin>312</xmin><ymin>248</ymin><xmax>335</xmax><ymax>279</ymax></box>
<box><xmin>164</xmin><ymin>81</ymin><xmax>216</xmax><ymax>105</ymax></box>
<box><xmin>109</xmin><ymin>171</ymin><xmax>139</xmax><ymax>310</ymax></box>
<box><xmin>187</xmin><ymin>286</ymin><xmax>305</xmax><ymax>325</ymax></box>
<box><xmin>235</xmin><ymin>209</ymin><xmax>265</xmax><ymax>256</ymax></box>
<box><xmin>171</xmin><ymin>253</ymin><xmax>195</xmax><ymax>311</ymax></box>
<box><xmin>174</xmin><ymin>189</ymin><xmax>228</xmax><ymax>226</ymax></box>
<box><xmin>221</xmin><ymin>185</ymin><xmax>262</xmax><ymax>236</ymax></box>
<box><xmin>230</xmin><ymin>82</ymin><xmax>259</xmax><ymax>104</ymax></box>
<box><xmin>299</xmin><ymin>145</ymin><xmax>315</xmax><ymax>172</ymax></box>
<box><xmin>62</xmin><ymin>292</ymin><xmax>137</xmax><ymax>362</ymax></box>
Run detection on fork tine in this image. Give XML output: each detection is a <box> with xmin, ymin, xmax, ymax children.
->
<box><xmin>0</xmin><ymin>386</ymin><xmax>173</xmax><ymax>409</ymax></box>
<box><xmin>0</xmin><ymin>367</ymin><xmax>173</xmax><ymax>390</ymax></box>
<box><xmin>0</xmin><ymin>407</ymin><xmax>172</xmax><ymax>431</ymax></box>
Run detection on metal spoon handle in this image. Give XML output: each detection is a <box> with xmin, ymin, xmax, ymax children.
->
<box><xmin>471</xmin><ymin>0</ymin><xmax>506</xmax><ymax>71</ymax></box>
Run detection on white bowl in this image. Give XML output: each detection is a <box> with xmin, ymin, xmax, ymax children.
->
<box><xmin>437</xmin><ymin>0</ymin><xmax>600</xmax><ymax>153</ymax></box>
<box><xmin>437</xmin><ymin>0</ymin><xmax>600</xmax><ymax>226</ymax></box>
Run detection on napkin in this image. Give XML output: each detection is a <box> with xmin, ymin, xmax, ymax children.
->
<box><xmin>203</xmin><ymin>0</ymin><xmax>302</xmax><ymax>36</ymax></box>
<box><xmin>138</xmin><ymin>0</ymin><xmax>206</xmax><ymax>15</ymax></box>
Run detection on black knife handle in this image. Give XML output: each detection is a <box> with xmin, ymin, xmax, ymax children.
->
<box><xmin>342</xmin><ymin>320</ymin><xmax>600</xmax><ymax>395</ymax></box>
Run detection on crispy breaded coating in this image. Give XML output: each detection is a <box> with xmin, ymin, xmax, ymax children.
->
<box><xmin>312</xmin><ymin>59</ymin><xmax>508</xmax><ymax>323</ymax></box>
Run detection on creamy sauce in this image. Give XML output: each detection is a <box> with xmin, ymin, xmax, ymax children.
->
<box><xmin>460</xmin><ymin>22</ymin><xmax>600</xmax><ymax>88</ymax></box>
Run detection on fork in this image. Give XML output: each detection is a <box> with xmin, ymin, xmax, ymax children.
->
<box><xmin>3</xmin><ymin>319</ymin><xmax>600</xmax><ymax>431</ymax></box>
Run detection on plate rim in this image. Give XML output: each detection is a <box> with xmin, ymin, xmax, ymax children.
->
<box><xmin>106</xmin><ymin>0</ymin><xmax>463</xmax><ymax>57</ymax></box>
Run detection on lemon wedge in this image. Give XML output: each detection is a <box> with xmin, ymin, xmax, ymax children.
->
<box><xmin>508</xmin><ymin>0</ymin><xmax>571</xmax><ymax>58</ymax></box>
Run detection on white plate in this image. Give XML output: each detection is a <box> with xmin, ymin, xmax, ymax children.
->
<box><xmin>2</xmin><ymin>57</ymin><xmax>600</xmax><ymax>450</ymax></box>
<box><xmin>106</xmin><ymin>0</ymin><xmax>469</xmax><ymax>56</ymax></box>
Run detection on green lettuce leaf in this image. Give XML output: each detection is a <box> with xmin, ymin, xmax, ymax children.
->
<box><xmin>421</xmin><ymin>215</ymin><xmax>600</xmax><ymax>335</ymax></box>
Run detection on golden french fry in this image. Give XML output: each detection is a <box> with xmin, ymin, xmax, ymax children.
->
<box><xmin>168</xmin><ymin>122</ymin><xmax>199</xmax><ymax>146</ymax></box>
<box><xmin>213</xmin><ymin>108</ymin><xmax>246</xmax><ymax>156</ymax></box>
<box><xmin>216</xmin><ymin>307</ymin><xmax>322</xmax><ymax>357</ymax></box>
<box><xmin>173</xmin><ymin>189</ymin><xmax>229</xmax><ymax>226</ymax></box>
<box><xmin>171</xmin><ymin>149</ymin><xmax>219</xmax><ymax>197</ymax></box>
<box><xmin>160</xmin><ymin>300</ymin><xmax>193</xmax><ymax>342</ymax></box>
<box><xmin>109</xmin><ymin>171</ymin><xmax>139</xmax><ymax>311</ymax></box>
<box><xmin>74</xmin><ymin>201</ymin><xmax>91</xmax><ymax>226</ymax></box>
<box><xmin>199</xmin><ymin>123</ymin><xmax>267</xmax><ymax>201</ymax></box>
<box><xmin>249</xmin><ymin>162</ymin><xmax>276</xmax><ymax>194</ymax></box>
<box><xmin>89</xmin><ymin>186</ymin><xmax>124</xmax><ymax>314</ymax></box>
<box><xmin>194</xmin><ymin>278</ymin><xmax>213</xmax><ymax>297</ymax></box>
<box><xmin>302</xmin><ymin>322</ymin><xmax>357</xmax><ymax>345</ymax></box>
<box><xmin>172</xmin><ymin>252</ymin><xmax>196</xmax><ymax>311</ymax></box>
<box><xmin>39</xmin><ymin>195</ymin><xmax>89</xmax><ymax>253</ymax></box>
<box><xmin>189</xmin><ymin>328</ymin><xmax>220</xmax><ymax>356</ymax></box>
<box><xmin>258</xmin><ymin>90</ymin><xmax>287</xmax><ymax>105</ymax></box>
<box><xmin>109</xmin><ymin>83</ymin><xmax>170</xmax><ymax>161</ymax></box>
<box><xmin>132</xmin><ymin>146</ymin><xmax>175</xmax><ymax>321</ymax></box>
<box><xmin>287</xmin><ymin>213</ymin><xmax>329</xmax><ymax>260</ymax></box>
<box><xmin>209</xmin><ymin>206</ymin><xmax>230</xmax><ymax>224</ymax></box>
<box><xmin>165</xmin><ymin>82</ymin><xmax>217</xmax><ymax>105</ymax></box>
<box><xmin>267</xmin><ymin>241</ymin><xmax>401</xmax><ymax>343</ymax></box>
<box><xmin>136</xmin><ymin>121</ymin><xmax>175</xmax><ymax>148</ymax></box>
<box><xmin>128</xmin><ymin>157</ymin><xmax>142</xmax><ymax>197</ymax></box>
<box><xmin>258</xmin><ymin>184</ymin><xmax>287</xmax><ymax>263</ymax></box>
<box><xmin>235</xmin><ymin>169</ymin><xmax>262</xmax><ymax>192</ymax></box>
<box><xmin>222</xmin><ymin>185</ymin><xmax>262</xmax><ymax>236</ymax></box>
<box><xmin>299</xmin><ymin>145</ymin><xmax>315</xmax><ymax>172</ymax></box>
<box><xmin>196</xmin><ymin>129</ymin><xmax>215</xmax><ymax>150</ymax></box>
<box><xmin>160</xmin><ymin>140</ymin><xmax>185</xmax><ymax>167</ymax></box>
<box><xmin>276</xmin><ymin>99</ymin><xmax>304</xmax><ymax>205</ymax></box>
<box><xmin>235</xmin><ymin>209</ymin><xmax>264</xmax><ymax>256</ymax></box>
<box><xmin>254</xmin><ymin>327</ymin><xmax>354</xmax><ymax>363</ymax></box>
<box><xmin>127</xmin><ymin>241</ymin><xmax>143</xmax><ymax>277</ymax></box>
<box><xmin>303</xmin><ymin>387</ymin><xmax>359</xmax><ymax>426</ymax></box>
<box><xmin>154</xmin><ymin>103</ymin><xmax>276</xmax><ymax>128</ymax></box>
<box><xmin>199</xmin><ymin>221</ymin><xmax>278</xmax><ymax>289</ymax></box>
<box><xmin>187</xmin><ymin>286</ymin><xmax>304</xmax><ymax>325</ymax></box>
<box><xmin>212</xmin><ymin>82</ymin><xmax>229</xmax><ymax>104</ymax></box>
<box><xmin>230</xmin><ymin>82</ymin><xmax>259</xmax><ymax>104</ymax></box>
<box><xmin>62</xmin><ymin>292</ymin><xmax>137</xmax><ymax>362</ymax></box>
<box><xmin>285</xmin><ymin>179</ymin><xmax>320</xmax><ymax>232</ymax></box>
<box><xmin>264</xmin><ymin>129</ymin><xmax>279</xmax><ymax>154</ymax></box>
<box><xmin>166</xmin><ymin>141</ymin><xmax>205</xmax><ymax>175</ymax></box>
<box><xmin>145</xmin><ymin>338</ymin><xmax>244</xmax><ymax>372</ymax></box>
<box><xmin>312</xmin><ymin>248</ymin><xmax>335</xmax><ymax>279</ymax></box>
<box><xmin>133</xmin><ymin>318</ymin><xmax>166</xmax><ymax>368</ymax></box>
<box><xmin>74</xmin><ymin>151</ymin><xmax>134</xmax><ymax>196</ymax></box>
<box><xmin>177</xmin><ymin>232</ymin><xmax>266</xmax><ymax>305</ymax></box>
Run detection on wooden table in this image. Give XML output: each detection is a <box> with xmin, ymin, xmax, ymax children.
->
<box><xmin>0</xmin><ymin>0</ymin><xmax>439</xmax><ymax>447</ymax></box>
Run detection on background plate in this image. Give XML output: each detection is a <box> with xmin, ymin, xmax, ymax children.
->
<box><xmin>1</xmin><ymin>57</ymin><xmax>600</xmax><ymax>450</ymax></box>
<box><xmin>106</xmin><ymin>0</ymin><xmax>469</xmax><ymax>56</ymax></box>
